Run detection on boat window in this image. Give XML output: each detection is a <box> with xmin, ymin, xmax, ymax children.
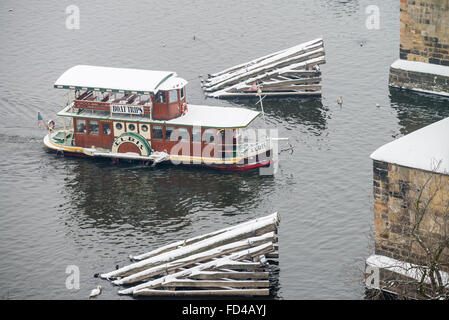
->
<box><xmin>89</xmin><ymin>120</ymin><xmax>99</xmax><ymax>135</ymax></box>
<box><xmin>177</xmin><ymin>127</ymin><xmax>190</xmax><ymax>141</ymax></box>
<box><xmin>155</xmin><ymin>91</ymin><xmax>166</xmax><ymax>103</ymax></box>
<box><xmin>115</xmin><ymin>122</ymin><xmax>123</xmax><ymax>130</ymax></box>
<box><xmin>180</xmin><ymin>87</ymin><xmax>185</xmax><ymax>99</ymax></box>
<box><xmin>76</xmin><ymin>119</ymin><xmax>86</xmax><ymax>133</ymax></box>
<box><xmin>203</xmin><ymin>129</ymin><xmax>216</xmax><ymax>143</ymax></box>
<box><xmin>165</xmin><ymin>126</ymin><xmax>175</xmax><ymax>141</ymax></box>
<box><xmin>152</xmin><ymin>125</ymin><xmax>163</xmax><ymax>139</ymax></box>
<box><xmin>128</xmin><ymin>123</ymin><xmax>136</xmax><ymax>132</ymax></box>
<box><xmin>141</xmin><ymin>125</ymin><xmax>149</xmax><ymax>132</ymax></box>
<box><xmin>102</xmin><ymin>123</ymin><xmax>111</xmax><ymax>135</ymax></box>
<box><xmin>192</xmin><ymin>127</ymin><xmax>201</xmax><ymax>142</ymax></box>
<box><xmin>169</xmin><ymin>90</ymin><xmax>178</xmax><ymax>103</ymax></box>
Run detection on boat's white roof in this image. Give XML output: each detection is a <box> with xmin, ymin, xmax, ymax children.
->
<box><xmin>163</xmin><ymin>105</ymin><xmax>260</xmax><ymax>128</ymax></box>
<box><xmin>157</xmin><ymin>76</ymin><xmax>188</xmax><ymax>91</ymax></box>
<box><xmin>54</xmin><ymin>65</ymin><xmax>185</xmax><ymax>94</ymax></box>
<box><xmin>370</xmin><ymin>117</ymin><xmax>449</xmax><ymax>175</ymax></box>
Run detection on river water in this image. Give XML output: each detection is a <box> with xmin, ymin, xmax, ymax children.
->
<box><xmin>1</xmin><ymin>0</ymin><xmax>448</xmax><ymax>300</ymax></box>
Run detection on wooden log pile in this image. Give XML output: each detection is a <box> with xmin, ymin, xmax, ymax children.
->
<box><xmin>202</xmin><ymin>38</ymin><xmax>325</xmax><ymax>98</ymax></box>
<box><xmin>101</xmin><ymin>212</ymin><xmax>280</xmax><ymax>297</ymax></box>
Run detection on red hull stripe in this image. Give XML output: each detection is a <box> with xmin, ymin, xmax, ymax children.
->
<box><xmin>214</xmin><ymin>160</ymin><xmax>272</xmax><ymax>171</ymax></box>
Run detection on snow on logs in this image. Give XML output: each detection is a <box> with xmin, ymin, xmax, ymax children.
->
<box><xmin>202</xmin><ymin>38</ymin><xmax>325</xmax><ymax>98</ymax></box>
<box><xmin>100</xmin><ymin>212</ymin><xmax>280</xmax><ymax>297</ymax></box>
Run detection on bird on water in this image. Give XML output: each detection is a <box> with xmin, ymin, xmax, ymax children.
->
<box><xmin>89</xmin><ymin>285</ymin><xmax>102</xmax><ymax>298</ymax></box>
<box><xmin>337</xmin><ymin>96</ymin><xmax>343</xmax><ymax>106</ymax></box>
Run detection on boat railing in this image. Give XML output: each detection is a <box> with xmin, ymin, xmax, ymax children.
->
<box><xmin>74</xmin><ymin>100</ymin><xmax>111</xmax><ymax>112</ymax></box>
<box><xmin>73</xmin><ymin>99</ymin><xmax>152</xmax><ymax>114</ymax></box>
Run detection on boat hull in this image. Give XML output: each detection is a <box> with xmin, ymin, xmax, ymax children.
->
<box><xmin>43</xmin><ymin>133</ymin><xmax>273</xmax><ymax>172</ymax></box>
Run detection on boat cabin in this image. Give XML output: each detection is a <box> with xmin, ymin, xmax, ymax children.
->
<box><xmin>47</xmin><ymin>65</ymin><xmax>271</xmax><ymax>170</ymax></box>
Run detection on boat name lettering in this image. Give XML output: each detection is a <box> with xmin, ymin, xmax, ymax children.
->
<box><xmin>249</xmin><ymin>141</ymin><xmax>267</xmax><ymax>153</ymax></box>
<box><xmin>111</xmin><ymin>105</ymin><xmax>144</xmax><ymax>115</ymax></box>
<box><xmin>113</xmin><ymin>136</ymin><xmax>144</xmax><ymax>150</ymax></box>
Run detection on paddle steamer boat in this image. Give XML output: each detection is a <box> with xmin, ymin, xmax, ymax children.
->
<box><xmin>44</xmin><ymin>65</ymin><xmax>273</xmax><ymax>170</ymax></box>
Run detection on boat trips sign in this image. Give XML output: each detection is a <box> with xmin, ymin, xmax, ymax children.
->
<box><xmin>111</xmin><ymin>104</ymin><xmax>144</xmax><ymax>115</ymax></box>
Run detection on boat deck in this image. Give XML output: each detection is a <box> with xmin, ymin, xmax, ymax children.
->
<box><xmin>58</xmin><ymin>103</ymin><xmax>261</xmax><ymax>129</ymax></box>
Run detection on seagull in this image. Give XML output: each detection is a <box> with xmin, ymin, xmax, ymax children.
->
<box><xmin>376</xmin><ymin>103</ymin><xmax>380</xmax><ymax>108</ymax></box>
<box><xmin>89</xmin><ymin>285</ymin><xmax>102</xmax><ymax>298</ymax></box>
<box><xmin>337</xmin><ymin>96</ymin><xmax>343</xmax><ymax>106</ymax></box>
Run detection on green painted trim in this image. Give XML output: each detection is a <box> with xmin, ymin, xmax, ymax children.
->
<box><xmin>116</xmin><ymin>132</ymin><xmax>152</xmax><ymax>155</ymax></box>
<box><xmin>57</xmin><ymin>103</ymin><xmax>260</xmax><ymax>129</ymax></box>
<box><xmin>57</xmin><ymin>112</ymin><xmax>258</xmax><ymax>129</ymax></box>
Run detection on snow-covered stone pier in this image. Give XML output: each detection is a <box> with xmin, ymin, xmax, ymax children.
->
<box><xmin>368</xmin><ymin>117</ymin><xmax>449</xmax><ymax>299</ymax></box>
<box><xmin>389</xmin><ymin>0</ymin><xmax>449</xmax><ymax>96</ymax></box>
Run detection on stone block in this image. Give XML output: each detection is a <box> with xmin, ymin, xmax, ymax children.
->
<box><xmin>372</xmin><ymin>161</ymin><xmax>449</xmax><ymax>272</ymax></box>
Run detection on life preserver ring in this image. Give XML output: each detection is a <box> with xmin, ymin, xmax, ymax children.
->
<box><xmin>47</xmin><ymin>119</ymin><xmax>55</xmax><ymax>131</ymax></box>
<box><xmin>181</xmin><ymin>103</ymin><xmax>188</xmax><ymax>115</ymax></box>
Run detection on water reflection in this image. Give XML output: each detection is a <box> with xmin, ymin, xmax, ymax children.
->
<box><xmin>389</xmin><ymin>87</ymin><xmax>449</xmax><ymax>135</ymax></box>
<box><xmin>61</xmin><ymin>159</ymin><xmax>275</xmax><ymax>232</ymax></box>
<box><xmin>320</xmin><ymin>0</ymin><xmax>360</xmax><ymax>18</ymax></box>
<box><xmin>230</xmin><ymin>97</ymin><xmax>329</xmax><ymax>136</ymax></box>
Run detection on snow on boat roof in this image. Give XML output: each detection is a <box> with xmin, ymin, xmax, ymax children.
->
<box><xmin>370</xmin><ymin>117</ymin><xmax>449</xmax><ymax>175</ymax></box>
<box><xmin>163</xmin><ymin>105</ymin><xmax>260</xmax><ymax>128</ymax></box>
<box><xmin>157</xmin><ymin>76</ymin><xmax>188</xmax><ymax>91</ymax></box>
<box><xmin>391</xmin><ymin>59</ymin><xmax>449</xmax><ymax>77</ymax></box>
<box><xmin>54</xmin><ymin>65</ymin><xmax>185</xmax><ymax>94</ymax></box>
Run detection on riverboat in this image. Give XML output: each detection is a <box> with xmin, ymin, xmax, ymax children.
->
<box><xmin>44</xmin><ymin>65</ymin><xmax>273</xmax><ymax>170</ymax></box>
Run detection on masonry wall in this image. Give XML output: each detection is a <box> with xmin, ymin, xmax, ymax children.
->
<box><xmin>399</xmin><ymin>0</ymin><xmax>449</xmax><ymax>66</ymax></box>
<box><xmin>373</xmin><ymin>160</ymin><xmax>449</xmax><ymax>272</ymax></box>
<box><xmin>389</xmin><ymin>66</ymin><xmax>449</xmax><ymax>92</ymax></box>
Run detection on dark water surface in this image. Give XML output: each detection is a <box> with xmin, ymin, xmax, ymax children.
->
<box><xmin>1</xmin><ymin>0</ymin><xmax>448</xmax><ymax>299</ymax></box>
